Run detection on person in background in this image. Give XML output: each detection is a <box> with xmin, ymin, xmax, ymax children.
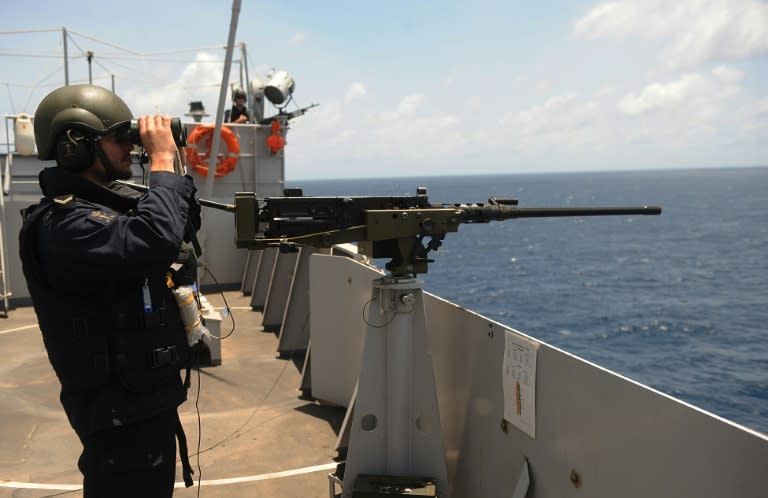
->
<box><xmin>224</xmin><ymin>86</ymin><xmax>250</xmax><ymax>123</ymax></box>
<box><xmin>19</xmin><ymin>84</ymin><xmax>200</xmax><ymax>497</ymax></box>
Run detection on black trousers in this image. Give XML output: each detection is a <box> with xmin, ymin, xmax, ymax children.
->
<box><xmin>78</xmin><ymin>410</ymin><xmax>178</xmax><ymax>498</ymax></box>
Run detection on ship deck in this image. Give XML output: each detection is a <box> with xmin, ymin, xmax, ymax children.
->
<box><xmin>0</xmin><ymin>291</ymin><xmax>345</xmax><ymax>498</ymax></box>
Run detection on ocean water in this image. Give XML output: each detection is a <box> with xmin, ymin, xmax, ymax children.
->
<box><xmin>292</xmin><ymin>167</ymin><xmax>768</xmax><ymax>435</ymax></box>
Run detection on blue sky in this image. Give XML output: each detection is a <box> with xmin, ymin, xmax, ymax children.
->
<box><xmin>2</xmin><ymin>0</ymin><xmax>766</xmax><ymax>179</ymax></box>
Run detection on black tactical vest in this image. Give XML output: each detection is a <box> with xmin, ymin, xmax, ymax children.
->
<box><xmin>20</xmin><ymin>197</ymin><xmax>192</xmax><ymax>434</ymax></box>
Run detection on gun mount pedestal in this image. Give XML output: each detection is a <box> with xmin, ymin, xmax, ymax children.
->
<box><xmin>340</xmin><ymin>276</ymin><xmax>449</xmax><ymax>498</ymax></box>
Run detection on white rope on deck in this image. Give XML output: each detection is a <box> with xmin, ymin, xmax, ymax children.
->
<box><xmin>0</xmin><ymin>461</ymin><xmax>338</xmax><ymax>491</ymax></box>
<box><xmin>0</xmin><ymin>323</ymin><xmax>38</xmax><ymax>335</ymax></box>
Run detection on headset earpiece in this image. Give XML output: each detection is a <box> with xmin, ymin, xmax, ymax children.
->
<box><xmin>56</xmin><ymin>129</ymin><xmax>95</xmax><ymax>170</ymax></box>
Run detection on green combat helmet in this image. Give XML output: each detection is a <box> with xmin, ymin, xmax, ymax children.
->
<box><xmin>232</xmin><ymin>86</ymin><xmax>246</xmax><ymax>102</ymax></box>
<box><xmin>34</xmin><ymin>84</ymin><xmax>133</xmax><ymax>160</ymax></box>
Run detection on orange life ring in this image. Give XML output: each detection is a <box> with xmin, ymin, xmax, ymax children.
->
<box><xmin>185</xmin><ymin>124</ymin><xmax>240</xmax><ymax>178</ymax></box>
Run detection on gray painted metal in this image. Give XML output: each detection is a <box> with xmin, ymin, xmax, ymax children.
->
<box><xmin>262</xmin><ymin>250</ymin><xmax>298</xmax><ymax>332</ymax></box>
<box><xmin>250</xmin><ymin>247</ymin><xmax>277</xmax><ymax>310</ymax></box>
<box><xmin>309</xmin><ymin>254</ymin><xmax>382</xmax><ymax>407</ymax></box>
<box><xmin>184</xmin><ymin>120</ymin><xmax>284</xmax><ymax>200</ymax></box>
<box><xmin>205</xmin><ymin>123</ymin><xmax>284</xmax><ymax>196</ymax></box>
<box><xmin>240</xmin><ymin>250</ymin><xmax>261</xmax><ymax>295</ymax></box>
<box><xmin>309</xmin><ymin>253</ymin><xmax>768</xmax><ymax>498</ymax></box>
<box><xmin>197</xmin><ymin>205</ymin><xmax>248</xmax><ymax>288</ymax></box>
<box><xmin>187</xmin><ymin>122</ymin><xmax>283</xmax><ymax>290</ymax></box>
<box><xmin>299</xmin><ymin>342</ymin><xmax>312</xmax><ymax>392</ymax></box>
<box><xmin>1</xmin><ymin>189</ymin><xmax>39</xmax><ymax>305</ymax></box>
<box><xmin>335</xmin><ymin>382</ymin><xmax>357</xmax><ymax>451</ymax></box>
<box><xmin>277</xmin><ymin>246</ymin><xmax>315</xmax><ymax>353</ymax></box>
<box><xmin>341</xmin><ymin>278</ymin><xmax>450</xmax><ymax>498</ymax></box>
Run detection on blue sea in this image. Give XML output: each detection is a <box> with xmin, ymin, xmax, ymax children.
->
<box><xmin>292</xmin><ymin>167</ymin><xmax>768</xmax><ymax>435</ymax></box>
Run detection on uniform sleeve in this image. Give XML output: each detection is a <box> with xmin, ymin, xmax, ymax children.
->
<box><xmin>39</xmin><ymin>172</ymin><xmax>199</xmax><ymax>280</ymax></box>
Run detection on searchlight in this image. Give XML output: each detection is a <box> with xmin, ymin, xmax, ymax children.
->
<box><xmin>264</xmin><ymin>70</ymin><xmax>295</xmax><ymax>106</ymax></box>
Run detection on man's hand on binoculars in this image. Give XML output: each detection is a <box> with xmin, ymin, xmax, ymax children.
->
<box><xmin>138</xmin><ymin>114</ymin><xmax>177</xmax><ymax>173</ymax></box>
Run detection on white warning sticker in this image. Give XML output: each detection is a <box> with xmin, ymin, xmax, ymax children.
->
<box><xmin>503</xmin><ymin>330</ymin><xmax>539</xmax><ymax>438</ymax></box>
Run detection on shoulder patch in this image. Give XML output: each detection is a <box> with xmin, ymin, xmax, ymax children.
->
<box><xmin>53</xmin><ymin>194</ymin><xmax>75</xmax><ymax>205</ymax></box>
<box><xmin>87</xmin><ymin>210</ymin><xmax>118</xmax><ymax>225</ymax></box>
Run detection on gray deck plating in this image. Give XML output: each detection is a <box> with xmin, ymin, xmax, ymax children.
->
<box><xmin>0</xmin><ymin>292</ymin><xmax>344</xmax><ymax>497</ymax></box>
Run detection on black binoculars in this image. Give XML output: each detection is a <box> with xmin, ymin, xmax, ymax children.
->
<box><xmin>127</xmin><ymin>118</ymin><xmax>187</xmax><ymax>147</ymax></box>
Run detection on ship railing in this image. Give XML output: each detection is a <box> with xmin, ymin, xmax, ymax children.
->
<box><xmin>237</xmin><ymin>244</ymin><xmax>768</xmax><ymax>498</ymax></box>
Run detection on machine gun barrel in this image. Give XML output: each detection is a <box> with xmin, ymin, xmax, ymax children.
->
<box><xmin>197</xmin><ymin>198</ymin><xmax>235</xmax><ymax>212</ymax></box>
<box><xmin>114</xmin><ymin>180</ymin><xmax>235</xmax><ymax>212</ymax></box>
<box><xmin>455</xmin><ymin>204</ymin><xmax>662</xmax><ymax>223</ymax></box>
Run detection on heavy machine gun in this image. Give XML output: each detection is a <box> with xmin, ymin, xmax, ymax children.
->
<box><xmin>258</xmin><ymin>103</ymin><xmax>319</xmax><ymax>125</ymax></box>
<box><xmin>233</xmin><ymin>187</ymin><xmax>661</xmax><ymax>277</ymax></box>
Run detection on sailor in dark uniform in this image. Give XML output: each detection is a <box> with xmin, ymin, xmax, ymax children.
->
<box><xmin>224</xmin><ymin>86</ymin><xmax>250</xmax><ymax>123</ymax></box>
<box><xmin>19</xmin><ymin>84</ymin><xmax>200</xmax><ymax>497</ymax></box>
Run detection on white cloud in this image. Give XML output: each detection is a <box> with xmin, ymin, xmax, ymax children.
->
<box><xmin>616</xmin><ymin>67</ymin><xmax>744</xmax><ymax>118</ymax></box>
<box><xmin>489</xmin><ymin>62</ymin><xmax>763</xmax><ymax>165</ymax></box>
<box><xmin>310</xmin><ymin>99</ymin><xmax>344</xmax><ymax>128</ymax></box>
<box><xmin>397</xmin><ymin>94</ymin><xmax>424</xmax><ymax>115</ymax></box>
<box><xmin>572</xmin><ymin>1</ymin><xmax>646</xmax><ymax>39</ymax></box>
<box><xmin>377</xmin><ymin>93</ymin><xmax>426</xmax><ymax>122</ymax></box>
<box><xmin>437</xmin><ymin>115</ymin><xmax>459</xmax><ymax>128</ymax></box>
<box><xmin>345</xmin><ymin>82</ymin><xmax>367</xmax><ymax>102</ymax></box>
<box><xmin>499</xmin><ymin>93</ymin><xmax>603</xmax><ymax>149</ymax></box>
<box><xmin>291</xmin><ymin>87</ymin><xmax>463</xmax><ymax>168</ymax></box>
<box><xmin>616</xmin><ymin>74</ymin><xmax>702</xmax><ymax>116</ymax></box>
<box><xmin>755</xmin><ymin>97</ymin><xmax>768</xmax><ymax>114</ymax></box>
<box><xmin>711</xmin><ymin>65</ymin><xmax>743</xmax><ymax>84</ymax></box>
<box><xmin>572</xmin><ymin>0</ymin><xmax>768</xmax><ymax>68</ymax></box>
<box><xmin>290</xmin><ymin>32</ymin><xmax>307</xmax><ymax>44</ymax></box>
<box><xmin>121</xmin><ymin>52</ymin><xmax>224</xmax><ymax>117</ymax></box>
